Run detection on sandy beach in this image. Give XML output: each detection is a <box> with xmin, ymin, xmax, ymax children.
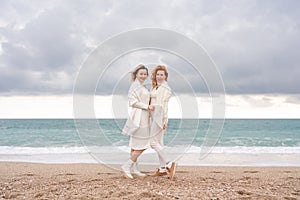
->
<box><xmin>0</xmin><ymin>162</ymin><xmax>299</xmax><ymax>199</ymax></box>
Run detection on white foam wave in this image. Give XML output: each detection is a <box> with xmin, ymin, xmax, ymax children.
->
<box><xmin>1</xmin><ymin>145</ymin><xmax>300</xmax><ymax>155</ymax></box>
<box><xmin>1</xmin><ymin>145</ymin><xmax>300</xmax><ymax>166</ymax></box>
<box><xmin>189</xmin><ymin>146</ymin><xmax>300</xmax><ymax>154</ymax></box>
<box><xmin>0</xmin><ymin>146</ymin><xmax>88</xmax><ymax>154</ymax></box>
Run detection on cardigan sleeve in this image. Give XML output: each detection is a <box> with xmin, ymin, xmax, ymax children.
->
<box><xmin>162</xmin><ymin>86</ymin><xmax>172</xmax><ymax>122</ymax></box>
<box><xmin>128</xmin><ymin>88</ymin><xmax>149</xmax><ymax>110</ymax></box>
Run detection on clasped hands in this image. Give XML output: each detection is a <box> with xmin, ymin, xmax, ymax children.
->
<box><xmin>148</xmin><ymin>105</ymin><xmax>155</xmax><ymax>111</ymax></box>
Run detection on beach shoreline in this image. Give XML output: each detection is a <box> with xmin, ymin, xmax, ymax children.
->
<box><xmin>1</xmin><ymin>162</ymin><xmax>299</xmax><ymax>199</ymax></box>
<box><xmin>1</xmin><ymin>151</ymin><xmax>300</xmax><ymax>167</ymax></box>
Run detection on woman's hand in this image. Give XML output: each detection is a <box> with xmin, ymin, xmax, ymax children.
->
<box><xmin>163</xmin><ymin>122</ymin><xmax>167</xmax><ymax>130</ymax></box>
<box><xmin>148</xmin><ymin>105</ymin><xmax>155</xmax><ymax>111</ymax></box>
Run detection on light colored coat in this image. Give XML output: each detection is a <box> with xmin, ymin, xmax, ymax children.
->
<box><xmin>122</xmin><ymin>80</ymin><xmax>150</xmax><ymax>136</ymax></box>
<box><xmin>150</xmin><ymin>81</ymin><xmax>172</xmax><ymax>129</ymax></box>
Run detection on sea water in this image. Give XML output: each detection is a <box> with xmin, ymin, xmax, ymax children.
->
<box><xmin>0</xmin><ymin>119</ymin><xmax>299</xmax><ymax>166</ymax></box>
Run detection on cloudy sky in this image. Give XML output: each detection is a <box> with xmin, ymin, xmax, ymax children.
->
<box><xmin>0</xmin><ymin>0</ymin><xmax>300</xmax><ymax>118</ymax></box>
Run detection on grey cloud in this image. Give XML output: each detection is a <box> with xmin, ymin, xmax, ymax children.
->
<box><xmin>0</xmin><ymin>0</ymin><xmax>299</xmax><ymax>95</ymax></box>
<box><xmin>93</xmin><ymin>50</ymin><xmax>209</xmax><ymax>95</ymax></box>
<box><xmin>2</xmin><ymin>6</ymin><xmax>85</xmax><ymax>70</ymax></box>
<box><xmin>285</xmin><ymin>95</ymin><xmax>300</xmax><ymax>104</ymax></box>
<box><xmin>0</xmin><ymin>1</ymin><xmax>87</xmax><ymax>94</ymax></box>
<box><xmin>242</xmin><ymin>95</ymin><xmax>274</xmax><ymax>107</ymax></box>
<box><xmin>192</xmin><ymin>1</ymin><xmax>300</xmax><ymax>94</ymax></box>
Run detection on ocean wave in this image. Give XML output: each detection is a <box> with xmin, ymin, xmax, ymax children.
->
<box><xmin>0</xmin><ymin>146</ymin><xmax>88</xmax><ymax>154</ymax></box>
<box><xmin>1</xmin><ymin>145</ymin><xmax>300</xmax><ymax>155</ymax></box>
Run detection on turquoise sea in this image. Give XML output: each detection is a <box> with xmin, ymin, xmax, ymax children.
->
<box><xmin>1</xmin><ymin>119</ymin><xmax>300</xmax><ymax>166</ymax></box>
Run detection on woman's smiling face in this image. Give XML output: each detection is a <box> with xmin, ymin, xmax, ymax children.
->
<box><xmin>156</xmin><ymin>70</ymin><xmax>166</xmax><ymax>84</ymax></box>
<box><xmin>136</xmin><ymin>69</ymin><xmax>148</xmax><ymax>83</ymax></box>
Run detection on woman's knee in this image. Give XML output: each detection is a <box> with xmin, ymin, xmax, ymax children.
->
<box><xmin>150</xmin><ymin>143</ymin><xmax>162</xmax><ymax>151</ymax></box>
<box><xmin>132</xmin><ymin>149</ymin><xmax>145</xmax><ymax>154</ymax></box>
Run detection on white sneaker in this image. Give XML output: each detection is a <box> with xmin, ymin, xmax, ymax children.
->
<box><xmin>121</xmin><ymin>159</ymin><xmax>134</xmax><ymax>179</ymax></box>
<box><xmin>131</xmin><ymin>162</ymin><xmax>147</xmax><ymax>177</ymax></box>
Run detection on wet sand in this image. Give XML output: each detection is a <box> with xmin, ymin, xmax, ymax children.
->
<box><xmin>0</xmin><ymin>162</ymin><xmax>299</xmax><ymax>199</ymax></box>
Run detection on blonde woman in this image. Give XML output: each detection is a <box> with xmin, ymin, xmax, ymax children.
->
<box><xmin>121</xmin><ymin>64</ymin><xmax>155</xmax><ymax>179</ymax></box>
<box><xmin>149</xmin><ymin>65</ymin><xmax>176</xmax><ymax>180</ymax></box>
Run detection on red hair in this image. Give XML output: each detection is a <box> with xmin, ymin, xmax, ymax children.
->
<box><xmin>151</xmin><ymin>65</ymin><xmax>168</xmax><ymax>88</ymax></box>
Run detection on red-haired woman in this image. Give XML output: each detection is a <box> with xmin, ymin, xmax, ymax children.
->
<box><xmin>149</xmin><ymin>65</ymin><xmax>176</xmax><ymax>180</ymax></box>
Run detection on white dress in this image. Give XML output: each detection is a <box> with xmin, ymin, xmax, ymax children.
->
<box><xmin>149</xmin><ymin>81</ymin><xmax>172</xmax><ymax>149</ymax></box>
<box><xmin>122</xmin><ymin>80</ymin><xmax>151</xmax><ymax>150</ymax></box>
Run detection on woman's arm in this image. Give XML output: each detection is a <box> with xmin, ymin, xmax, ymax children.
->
<box><xmin>162</xmin><ymin>87</ymin><xmax>172</xmax><ymax>129</ymax></box>
<box><xmin>128</xmin><ymin>92</ymin><xmax>149</xmax><ymax>110</ymax></box>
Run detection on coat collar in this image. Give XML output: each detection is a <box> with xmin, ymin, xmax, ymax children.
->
<box><xmin>134</xmin><ymin>79</ymin><xmax>146</xmax><ymax>86</ymax></box>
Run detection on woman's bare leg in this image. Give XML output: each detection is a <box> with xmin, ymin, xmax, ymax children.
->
<box><xmin>130</xmin><ymin>149</ymin><xmax>145</xmax><ymax>162</ymax></box>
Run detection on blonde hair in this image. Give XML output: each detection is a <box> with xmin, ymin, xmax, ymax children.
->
<box><xmin>131</xmin><ymin>64</ymin><xmax>148</xmax><ymax>82</ymax></box>
<box><xmin>151</xmin><ymin>65</ymin><xmax>169</xmax><ymax>88</ymax></box>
